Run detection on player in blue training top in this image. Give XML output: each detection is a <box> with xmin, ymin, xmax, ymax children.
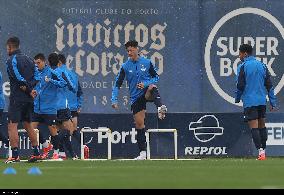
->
<box><xmin>111</xmin><ymin>40</ymin><xmax>167</xmax><ymax>160</ymax></box>
<box><xmin>30</xmin><ymin>53</ymin><xmax>67</xmax><ymax>161</ymax></box>
<box><xmin>52</xmin><ymin>53</ymin><xmax>78</xmax><ymax>160</ymax></box>
<box><xmin>235</xmin><ymin>43</ymin><xmax>277</xmax><ymax>160</ymax></box>
<box><xmin>5</xmin><ymin>36</ymin><xmax>40</xmax><ymax>163</ymax></box>
<box><xmin>57</xmin><ymin>54</ymin><xmax>83</xmax><ymax>159</ymax></box>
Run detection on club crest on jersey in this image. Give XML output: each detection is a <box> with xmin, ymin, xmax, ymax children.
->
<box><xmin>140</xmin><ymin>64</ymin><xmax>146</xmax><ymax>71</ymax></box>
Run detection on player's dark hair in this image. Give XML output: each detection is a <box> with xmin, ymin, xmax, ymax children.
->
<box><xmin>239</xmin><ymin>44</ymin><xmax>253</xmax><ymax>55</ymax></box>
<box><xmin>34</xmin><ymin>53</ymin><xmax>46</xmax><ymax>61</ymax></box>
<box><xmin>6</xmin><ymin>36</ymin><xmax>20</xmax><ymax>49</ymax></box>
<box><xmin>48</xmin><ymin>53</ymin><xmax>59</xmax><ymax>68</ymax></box>
<box><xmin>58</xmin><ymin>54</ymin><xmax>66</xmax><ymax>64</ymax></box>
<box><xmin>125</xmin><ymin>40</ymin><xmax>138</xmax><ymax>49</ymax></box>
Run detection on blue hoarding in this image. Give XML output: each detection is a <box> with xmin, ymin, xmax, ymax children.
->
<box><xmin>0</xmin><ymin>0</ymin><xmax>284</xmax><ymax>157</ymax></box>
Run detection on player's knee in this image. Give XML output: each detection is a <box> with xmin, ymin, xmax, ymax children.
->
<box><xmin>135</xmin><ymin>121</ymin><xmax>144</xmax><ymax>129</ymax></box>
<box><xmin>258</xmin><ymin>119</ymin><xmax>265</xmax><ymax>128</ymax></box>
<box><xmin>148</xmin><ymin>84</ymin><xmax>157</xmax><ymax>90</ymax></box>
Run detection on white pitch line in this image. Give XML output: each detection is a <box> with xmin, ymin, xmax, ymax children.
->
<box><xmin>148</xmin><ymin>159</ymin><xmax>201</xmax><ymax>161</ymax></box>
<box><xmin>81</xmin><ymin>159</ymin><xmax>108</xmax><ymax>161</ymax></box>
<box><xmin>19</xmin><ymin>158</ymin><xmax>201</xmax><ymax>162</ymax></box>
<box><xmin>106</xmin><ymin>159</ymin><xmax>201</xmax><ymax>161</ymax></box>
<box><xmin>20</xmin><ymin>159</ymin><xmax>64</xmax><ymax>162</ymax></box>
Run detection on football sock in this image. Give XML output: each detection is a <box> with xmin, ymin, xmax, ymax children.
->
<box><xmin>152</xmin><ymin>87</ymin><xmax>162</xmax><ymax>108</ymax></box>
<box><xmin>62</xmin><ymin>130</ymin><xmax>76</xmax><ymax>157</ymax></box>
<box><xmin>259</xmin><ymin>127</ymin><xmax>268</xmax><ymax>149</ymax></box>
<box><xmin>32</xmin><ymin>145</ymin><xmax>40</xmax><ymax>156</ymax></box>
<box><xmin>39</xmin><ymin>132</ymin><xmax>45</xmax><ymax>145</ymax></box>
<box><xmin>136</xmin><ymin>128</ymin><xmax>146</xmax><ymax>152</ymax></box>
<box><xmin>59</xmin><ymin>143</ymin><xmax>65</xmax><ymax>153</ymax></box>
<box><xmin>72</xmin><ymin>130</ymin><xmax>81</xmax><ymax>143</ymax></box>
<box><xmin>251</xmin><ymin>128</ymin><xmax>262</xmax><ymax>149</ymax></box>
<box><xmin>11</xmin><ymin>147</ymin><xmax>19</xmax><ymax>158</ymax></box>
<box><xmin>51</xmin><ymin>135</ymin><xmax>60</xmax><ymax>150</ymax></box>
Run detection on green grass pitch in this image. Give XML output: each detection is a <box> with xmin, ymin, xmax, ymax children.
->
<box><xmin>1</xmin><ymin>158</ymin><xmax>284</xmax><ymax>189</ymax></box>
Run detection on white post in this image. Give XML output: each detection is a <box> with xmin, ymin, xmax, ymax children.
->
<box><xmin>107</xmin><ymin>129</ymin><xmax>112</xmax><ymax>160</ymax></box>
<box><xmin>147</xmin><ymin>129</ymin><xmax>178</xmax><ymax>160</ymax></box>
<box><xmin>174</xmin><ymin>129</ymin><xmax>178</xmax><ymax>160</ymax></box>
<box><xmin>80</xmin><ymin>127</ymin><xmax>111</xmax><ymax>160</ymax></box>
<box><xmin>146</xmin><ymin>131</ymin><xmax>150</xmax><ymax>160</ymax></box>
<box><xmin>80</xmin><ymin>131</ymin><xmax>84</xmax><ymax>160</ymax></box>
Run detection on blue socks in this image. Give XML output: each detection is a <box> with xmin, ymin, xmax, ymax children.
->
<box><xmin>63</xmin><ymin>131</ymin><xmax>76</xmax><ymax>158</ymax></box>
<box><xmin>136</xmin><ymin>128</ymin><xmax>146</xmax><ymax>152</ymax></box>
<box><xmin>33</xmin><ymin>145</ymin><xmax>40</xmax><ymax>156</ymax></box>
<box><xmin>259</xmin><ymin>127</ymin><xmax>268</xmax><ymax>149</ymax></box>
<box><xmin>11</xmin><ymin>147</ymin><xmax>19</xmax><ymax>158</ymax></box>
<box><xmin>251</xmin><ymin>128</ymin><xmax>262</xmax><ymax>149</ymax></box>
<box><xmin>152</xmin><ymin>87</ymin><xmax>162</xmax><ymax>108</ymax></box>
<box><xmin>72</xmin><ymin>130</ymin><xmax>81</xmax><ymax>143</ymax></box>
<box><xmin>51</xmin><ymin>135</ymin><xmax>60</xmax><ymax>150</ymax></box>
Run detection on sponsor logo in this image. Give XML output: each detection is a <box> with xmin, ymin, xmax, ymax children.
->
<box><xmin>189</xmin><ymin>115</ymin><xmax>224</xmax><ymax>142</ymax></box>
<box><xmin>266</xmin><ymin>123</ymin><xmax>284</xmax><ymax>146</ymax></box>
<box><xmin>185</xmin><ymin>147</ymin><xmax>227</xmax><ymax>155</ymax></box>
<box><xmin>97</xmin><ymin>128</ymin><xmax>137</xmax><ymax>144</ymax></box>
<box><xmin>204</xmin><ymin>7</ymin><xmax>284</xmax><ymax>106</ymax></box>
<box><xmin>185</xmin><ymin>115</ymin><xmax>227</xmax><ymax>155</ymax></box>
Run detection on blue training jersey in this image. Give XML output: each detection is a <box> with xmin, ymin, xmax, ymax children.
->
<box><xmin>33</xmin><ymin>65</ymin><xmax>66</xmax><ymax>114</ymax></box>
<box><xmin>235</xmin><ymin>56</ymin><xmax>277</xmax><ymax>108</ymax></box>
<box><xmin>111</xmin><ymin>56</ymin><xmax>159</xmax><ymax>105</ymax></box>
<box><xmin>54</xmin><ymin>64</ymin><xmax>76</xmax><ymax>110</ymax></box>
<box><xmin>66</xmin><ymin>69</ymin><xmax>83</xmax><ymax>111</ymax></box>
<box><xmin>6</xmin><ymin>49</ymin><xmax>36</xmax><ymax>102</ymax></box>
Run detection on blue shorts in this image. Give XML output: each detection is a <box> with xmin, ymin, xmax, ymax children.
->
<box><xmin>57</xmin><ymin>108</ymin><xmax>71</xmax><ymax>123</ymax></box>
<box><xmin>8</xmin><ymin>100</ymin><xmax>33</xmax><ymax>123</ymax></box>
<box><xmin>71</xmin><ymin>110</ymin><xmax>79</xmax><ymax>118</ymax></box>
<box><xmin>244</xmin><ymin>105</ymin><xmax>266</xmax><ymax>122</ymax></box>
<box><xmin>131</xmin><ymin>94</ymin><xmax>147</xmax><ymax>115</ymax></box>
<box><xmin>131</xmin><ymin>89</ymin><xmax>155</xmax><ymax>115</ymax></box>
<box><xmin>32</xmin><ymin>112</ymin><xmax>57</xmax><ymax>126</ymax></box>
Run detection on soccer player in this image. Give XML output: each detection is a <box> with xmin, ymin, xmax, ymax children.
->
<box><xmin>235</xmin><ymin>44</ymin><xmax>277</xmax><ymax>161</ymax></box>
<box><xmin>58</xmin><ymin>54</ymin><xmax>84</xmax><ymax>159</ymax></box>
<box><xmin>52</xmin><ymin>53</ymin><xmax>78</xmax><ymax>160</ymax></box>
<box><xmin>5</xmin><ymin>36</ymin><xmax>40</xmax><ymax>163</ymax></box>
<box><xmin>31</xmin><ymin>53</ymin><xmax>66</xmax><ymax>160</ymax></box>
<box><xmin>111</xmin><ymin>40</ymin><xmax>167</xmax><ymax>160</ymax></box>
<box><xmin>0</xmin><ymin>71</ymin><xmax>9</xmax><ymax>148</ymax></box>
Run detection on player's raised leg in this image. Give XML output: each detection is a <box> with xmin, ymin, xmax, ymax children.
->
<box><xmin>145</xmin><ymin>84</ymin><xmax>167</xmax><ymax>120</ymax></box>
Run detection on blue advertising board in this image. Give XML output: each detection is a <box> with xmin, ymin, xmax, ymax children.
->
<box><xmin>0</xmin><ymin>0</ymin><xmax>284</xmax><ymax>157</ymax></box>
